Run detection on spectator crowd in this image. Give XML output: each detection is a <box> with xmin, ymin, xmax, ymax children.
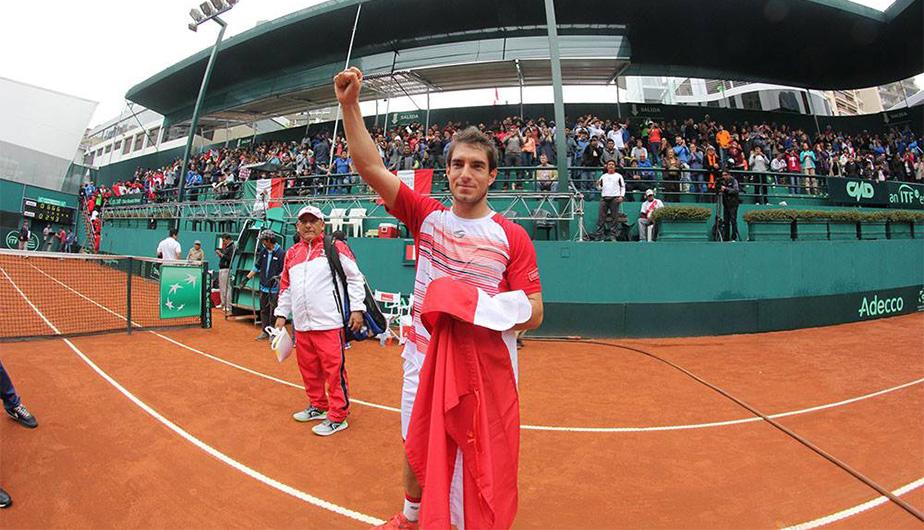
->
<box><xmin>86</xmin><ymin>112</ymin><xmax>924</xmax><ymax>210</ymax></box>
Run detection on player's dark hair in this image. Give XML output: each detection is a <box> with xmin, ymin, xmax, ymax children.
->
<box><xmin>447</xmin><ymin>127</ymin><xmax>498</xmax><ymax>171</ymax></box>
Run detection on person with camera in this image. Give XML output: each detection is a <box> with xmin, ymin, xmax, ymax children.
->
<box><xmin>718</xmin><ymin>170</ymin><xmax>741</xmax><ymax>242</ymax></box>
<box><xmin>273</xmin><ymin>206</ymin><xmax>366</xmax><ymax>437</ymax></box>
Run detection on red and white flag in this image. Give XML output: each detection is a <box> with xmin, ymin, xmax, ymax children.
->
<box><xmin>253</xmin><ymin>178</ymin><xmax>284</xmax><ymax>212</ymax></box>
<box><xmin>395</xmin><ymin>169</ymin><xmax>433</xmax><ymax>196</ymax></box>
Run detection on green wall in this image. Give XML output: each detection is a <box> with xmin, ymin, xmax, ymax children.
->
<box><xmin>101</xmin><ymin>217</ymin><xmax>924</xmax><ymax>337</ymax></box>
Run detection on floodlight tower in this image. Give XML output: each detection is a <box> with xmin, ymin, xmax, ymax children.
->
<box><xmin>175</xmin><ymin>0</ymin><xmax>238</xmax><ymax>229</ymax></box>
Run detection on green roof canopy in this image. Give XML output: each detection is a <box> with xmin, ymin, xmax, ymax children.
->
<box><xmin>126</xmin><ymin>0</ymin><xmax>923</xmax><ymax>126</ymax></box>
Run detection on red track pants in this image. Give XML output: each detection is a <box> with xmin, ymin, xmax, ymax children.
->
<box><xmin>294</xmin><ymin>328</ymin><xmax>350</xmax><ymax>423</ymax></box>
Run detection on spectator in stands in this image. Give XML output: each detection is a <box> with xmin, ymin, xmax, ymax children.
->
<box><xmin>770</xmin><ymin>151</ymin><xmax>787</xmax><ymax>185</ymax></box>
<box><xmin>187</xmin><ymin>240</ymin><xmax>205</xmax><ymax>263</ymax></box>
<box><xmin>602</xmin><ymin>138</ymin><xmax>622</xmax><ymax>168</ymax></box>
<box><xmin>595</xmin><ymin>160</ymin><xmax>625</xmax><ymax>236</ymax></box>
<box><xmin>785</xmin><ymin>148</ymin><xmax>801</xmax><ymax>194</ymax></box>
<box><xmin>749</xmin><ymin>146</ymin><xmax>771</xmax><ymax>205</ymax></box>
<box><xmin>156</xmin><ymin>229</ymin><xmax>182</xmax><ymax>261</ymax></box>
<box><xmin>719</xmin><ymin>170</ymin><xmax>741</xmax><ymax>242</ymax></box>
<box><xmin>579</xmin><ymin>136</ymin><xmax>603</xmax><ymax>191</ymax></box>
<box><xmin>502</xmin><ymin>125</ymin><xmax>524</xmax><ymax>190</ymax></box>
<box><xmin>247</xmin><ymin>230</ymin><xmax>285</xmax><ymax>340</ymax></box>
<box><xmin>637</xmin><ymin>189</ymin><xmax>664</xmax><ymax>242</ymax></box>
<box><xmin>663</xmin><ymin>152</ymin><xmax>682</xmax><ymax>201</ymax></box>
<box><xmin>716</xmin><ymin>125</ymin><xmax>732</xmax><ymax>161</ymax></box>
<box><xmin>688</xmin><ymin>143</ymin><xmax>705</xmax><ymax>198</ymax></box>
<box><xmin>331</xmin><ymin>150</ymin><xmax>355</xmax><ymax>194</ymax></box>
<box><xmin>630</xmin><ymin>138</ymin><xmax>648</xmax><ymax>162</ymax></box>
<box><xmin>535</xmin><ymin>153</ymin><xmax>558</xmax><ymax>191</ymax></box>
<box><xmin>648</xmin><ymin>122</ymin><xmax>663</xmax><ymax>166</ymax></box>
<box><xmin>520</xmin><ymin>126</ymin><xmax>537</xmax><ymax>169</ymax></box>
<box><xmin>800</xmin><ymin>142</ymin><xmax>817</xmax><ymax>194</ymax></box>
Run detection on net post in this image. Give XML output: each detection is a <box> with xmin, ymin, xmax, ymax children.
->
<box><xmin>126</xmin><ymin>257</ymin><xmax>133</xmax><ymax>334</ymax></box>
<box><xmin>201</xmin><ymin>262</ymin><xmax>212</xmax><ymax>329</ymax></box>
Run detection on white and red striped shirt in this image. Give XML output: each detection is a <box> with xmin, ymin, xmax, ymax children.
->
<box><xmin>388</xmin><ymin>183</ymin><xmax>541</xmax><ymax>358</ymax></box>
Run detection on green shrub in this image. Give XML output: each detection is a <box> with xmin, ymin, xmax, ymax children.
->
<box><xmin>826</xmin><ymin>210</ymin><xmax>862</xmax><ymax>223</ymax></box>
<box><xmin>743</xmin><ymin>209</ymin><xmax>797</xmax><ymax>222</ymax></box>
<box><xmin>651</xmin><ymin>205</ymin><xmax>712</xmax><ymax>222</ymax></box>
<box><xmin>883</xmin><ymin>210</ymin><xmax>924</xmax><ymax>223</ymax></box>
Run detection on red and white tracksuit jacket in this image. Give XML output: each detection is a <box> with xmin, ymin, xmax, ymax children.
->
<box><xmin>274</xmin><ymin>237</ymin><xmax>366</xmax><ymax>331</ymax></box>
<box><xmin>274</xmin><ymin>236</ymin><xmax>367</xmax><ymax>423</ymax></box>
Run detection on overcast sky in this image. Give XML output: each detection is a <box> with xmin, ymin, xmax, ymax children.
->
<box><xmin>0</xmin><ymin>0</ymin><xmax>913</xmax><ymax>128</ymax></box>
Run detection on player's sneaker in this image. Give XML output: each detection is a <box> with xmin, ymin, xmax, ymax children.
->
<box><xmin>0</xmin><ymin>487</ymin><xmax>11</xmax><ymax>509</ymax></box>
<box><xmin>293</xmin><ymin>406</ymin><xmax>327</xmax><ymax>422</ymax></box>
<box><xmin>372</xmin><ymin>512</ymin><xmax>418</xmax><ymax>530</ymax></box>
<box><xmin>6</xmin><ymin>403</ymin><xmax>37</xmax><ymax>429</ymax></box>
<box><xmin>312</xmin><ymin>419</ymin><xmax>348</xmax><ymax>436</ymax></box>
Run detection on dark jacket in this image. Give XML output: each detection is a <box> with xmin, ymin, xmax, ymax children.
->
<box><xmin>720</xmin><ymin>177</ymin><xmax>741</xmax><ymax>208</ymax></box>
<box><xmin>217</xmin><ymin>242</ymin><xmax>235</xmax><ymax>269</ymax></box>
<box><xmin>252</xmin><ymin>243</ymin><xmax>285</xmax><ymax>293</ymax></box>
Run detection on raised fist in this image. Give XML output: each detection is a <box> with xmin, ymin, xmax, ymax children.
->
<box><xmin>333</xmin><ymin>67</ymin><xmax>363</xmax><ymax>105</ymax></box>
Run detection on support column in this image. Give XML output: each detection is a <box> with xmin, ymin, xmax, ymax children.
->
<box><xmin>544</xmin><ymin>0</ymin><xmax>571</xmax><ymax>239</ymax></box>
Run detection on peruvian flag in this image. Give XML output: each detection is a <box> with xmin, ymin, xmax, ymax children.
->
<box><xmin>253</xmin><ymin>178</ymin><xmax>284</xmax><ymax>212</ymax></box>
<box><xmin>395</xmin><ymin>169</ymin><xmax>433</xmax><ymax>196</ymax></box>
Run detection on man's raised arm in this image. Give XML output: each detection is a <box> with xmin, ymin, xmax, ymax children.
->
<box><xmin>334</xmin><ymin>67</ymin><xmax>401</xmax><ymax>208</ymax></box>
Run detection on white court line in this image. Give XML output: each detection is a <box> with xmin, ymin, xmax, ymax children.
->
<box><xmin>5</xmin><ymin>263</ymin><xmax>384</xmax><ymax>526</ymax></box>
<box><xmin>24</xmin><ymin>264</ymin><xmax>924</xmax><ymax>431</ymax></box>
<box><xmin>1</xmin><ymin>265</ymin><xmax>62</xmax><ymax>334</ymax></box>
<box><xmin>782</xmin><ymin>477</ymin><xmax>924</xmax><ymax>529</ymax></box>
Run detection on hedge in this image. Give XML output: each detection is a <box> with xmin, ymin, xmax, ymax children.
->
<box><xmin>651</xmin><ymin>205</ymin><xmax>712</xmax><ymax>222</ymax></box>
<box><xmin>744</xmin><ymin>209</ymin><xmax>924</xmax><ymax>223</ymax></box>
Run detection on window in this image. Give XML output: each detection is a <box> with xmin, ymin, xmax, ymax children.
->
<box><xmin>114</xmin><ymin>139</ymin><xmax>122</xmax><ymax>151</ymax></box>
<box><xmin>148</xmin><ymin>127</ymin><xmax>160</xmax><ymax>146</ymax></box>
<box><xmin>123</xmin><ymin>138</ymin><xmax>132</xmax><ymax>154</ymax></box>
<box><xmin>741</xmin><ymin>92</ymin><xmax>762</xmax><ymax>111</ymax></box>
<box><xmin>134</xmin><ymin>134</ymin><xmax>144</xmax><ymax>151</ymax></box>
<box><xmin>104</xmin><ymin>144</ymin><xmax>111</xmax><ymax>154</ymax></box>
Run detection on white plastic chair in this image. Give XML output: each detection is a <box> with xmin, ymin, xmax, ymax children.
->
<box><xmin>373</xmin><ymin>290</ymin><xmax>402</xmax><ymax>344</ymax></box>
<box><xmin>328</xmin><ymin>208</ymin><xmax>347</xmax><ymax>233</ymax></box>
<box><xmin>345</xmin><ymin>208</ymin><xmax>367</xmax><ymax>238</ymax></box>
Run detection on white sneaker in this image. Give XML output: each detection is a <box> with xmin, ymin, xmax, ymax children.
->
<box><xmin>312</xmin><ymin>419</ymin><xmax>348</xmax><ymax>436</ymax></box>
<box><xmin>293</xmin><ymin>406</ymin><xmax>327</xmax><ymax>422</ymax></box>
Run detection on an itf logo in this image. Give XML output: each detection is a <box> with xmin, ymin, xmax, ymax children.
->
<box><xmin>846</xmin><ymin>181</ymin><xmax>874</xmax><ymax>202</ymax></box>
<box><xmin>5</xmin><ymin>231</ymin><xmax>39</xmax><ymax>250</ymax></box>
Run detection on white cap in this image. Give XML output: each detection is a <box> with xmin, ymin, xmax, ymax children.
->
<box><xmin>645</xmin><ymin>189</ymin><xmax>655</xmax><ymax>197</ymax></box>
<box><xmin>296</xmin><ymin>205</ymin><xmax>325</xmax><ymax>221</ymax></box>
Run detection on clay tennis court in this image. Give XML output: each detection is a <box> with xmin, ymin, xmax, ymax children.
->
<box><xmin>1</xmin><ymin>254</ymin><xmax>922</xmax><ymax>528</ymax></box>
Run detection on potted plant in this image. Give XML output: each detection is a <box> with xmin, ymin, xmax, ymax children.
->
<box><xmin>826</xmin><ymin>210</ymin><xmax>859</xmax><ymax>240</ymax></box>
<box><xmin>743</xmin><ymin>209</ymin><xmax>794</xmax><ymax>241</ymax></box>
<box><xmin>651</xmin><ymin>205</ymin><xmax>712</xmax><ymax>241</ymax></box>
<box><xmin>857</xmin><ymin>210</ymin><xmax>887</xmax><ymax>240</ymax></box>
<box><xmin>885</xmin><ymin>210</ymin><xmax>916</xmax><ymax>240</ymax></box>
<box><xmin>793</xmin><ymin>210</ymin><xmax>829</xmax><ymax>241</ymax></box>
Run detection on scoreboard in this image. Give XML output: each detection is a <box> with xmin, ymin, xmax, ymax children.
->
<box><xmin>22</xmin><ymin>197</ymin><xmax>76</xmax><ymax>225</ymax></box>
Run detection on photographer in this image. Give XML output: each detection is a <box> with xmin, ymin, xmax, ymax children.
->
<box><xmin>718</xmin><ymin>170</ymin><xmax>741</xmax><ymax>242</ymax></box>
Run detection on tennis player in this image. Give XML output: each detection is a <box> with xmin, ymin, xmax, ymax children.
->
<box><xmin>334</xmin><ymin>67</ymin><xmax>544</xmax><ymax>529</ymax></box>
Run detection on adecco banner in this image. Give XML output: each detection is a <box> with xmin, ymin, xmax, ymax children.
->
<box><xmin>828</xmin><ymin>178</ymin><xmax>924</xmax><ymax>209</ymax></box>
<box><xmin>855</xmin><ymin>285</ymin><xmax>924</xmax><ymax>321</ymax></box>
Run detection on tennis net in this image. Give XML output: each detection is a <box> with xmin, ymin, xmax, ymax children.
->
<box><xmin>0</xmin><ymin>249</ymin><xmax>211</xmax><ymax>341</ymax></box>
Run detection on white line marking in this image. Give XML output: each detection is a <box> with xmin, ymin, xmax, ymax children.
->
<box><xmin>152</xmin><ymin>331</ymin><xmax>402</xmax><ymax>413</ymax></box>
<box><xmin>28</xmin><ymin>263</ymin><xmax>142</xmax><ymax>328</ymax></box>
<box><xmin>782</xmin><ymin>477</ymin><xmax>924</xmax><ymax>529</ymax></box>
<box><xmin>1</xmin><ymin>265</ymin><xmax>62</xmax><ymax>334</ymax></box>
<box><xmin>5</xmin><ymin>264</ymin><xmax>384</xmax><ymax>526</ymax></box>
<box><xmin>23</xmin><ymin>264</ymin><xmax>924</xmax><ymax>432</ymax></box>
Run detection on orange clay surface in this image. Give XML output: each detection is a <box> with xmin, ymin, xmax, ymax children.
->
<box><xmin>1</xmin><ymin>286</ymin><xmax>922</xmax><ymax>528</ymax></box>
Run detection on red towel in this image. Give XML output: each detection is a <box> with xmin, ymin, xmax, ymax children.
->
<box><xmin>405</xmin><ymin>277</ymin><xmax>525</xmax><ymax>529</ymax></box>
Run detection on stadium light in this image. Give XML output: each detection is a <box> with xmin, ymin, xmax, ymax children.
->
<box><xmin>175</xmin><ymin>0</ymin><xmax>238</xmax><ymax>225</ymax></box>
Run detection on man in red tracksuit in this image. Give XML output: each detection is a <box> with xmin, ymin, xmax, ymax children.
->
<box><xmin>274</xmin><ymin>205</ymin><xmax>367</xmax><ymax>437</ymax></box>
